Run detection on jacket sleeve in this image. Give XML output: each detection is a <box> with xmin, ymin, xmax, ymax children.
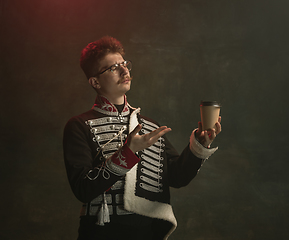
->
<box><xmin>63</xmin><ymin>117</ymin><xmax>140</xmax><ymax>203</ymax></box>
<box><xmin>166</xmin><ymin>139</ymin><xmax>202</xmax><ymax>188</ymax></box>
<box><xmin>166</xmin><ymin>129</ymin><xmax>218</xmax><ymax>188</ymax></box>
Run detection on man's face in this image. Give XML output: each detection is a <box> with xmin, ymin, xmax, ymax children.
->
<box><xmin>90</xmin><ymin>52</ymin><xmax>131</xmax><ymax>102</ymax></box>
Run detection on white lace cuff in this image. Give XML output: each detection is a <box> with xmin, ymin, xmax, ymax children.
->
<box><xmin>189</xmin><ymin>129</ymin><xmax>218</xmax><ymax>159</ymax></box>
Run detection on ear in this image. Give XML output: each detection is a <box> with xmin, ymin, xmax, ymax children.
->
<box><xmin>88</xmin><ymin>77</ymin><xmax>100</xmax><ymax>90</ymax></box>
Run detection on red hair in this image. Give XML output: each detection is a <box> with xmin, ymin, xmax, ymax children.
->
<box><xmin>80</xmin><ymin>36</ymin><xmax>125</xmax><ymax>79</ymax></box>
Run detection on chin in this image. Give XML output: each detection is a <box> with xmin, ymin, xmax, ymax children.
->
<box><xmin>125</xmin><ymin>85</ymin><xmax>131</xmax><ymax>92</ymax></box>
<box><xmin>123</xmin><ymin>81</ymin><xmax>131</xmax><ymax>88</ymax></box>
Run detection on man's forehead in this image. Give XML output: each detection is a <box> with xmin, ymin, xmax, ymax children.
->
<box><xmin>99</xmin><ymin>53</ymin><xmax>124</xmax><ymax>67</ymax></box>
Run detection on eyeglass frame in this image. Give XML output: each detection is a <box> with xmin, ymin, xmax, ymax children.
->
<box><xmin>96</xmin><ymin>60</ymin><xmax>132</xmax><ymax>76</ymax></box>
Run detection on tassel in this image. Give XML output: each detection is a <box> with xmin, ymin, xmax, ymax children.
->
<box><xmin>96</xmin><ymin>203</ymin><xmax>104</xmax><ymax>226</ymax></box>
<box><xmin>96</xmin><ymin>192</ymin><xmax>110</xmax><ymax>226</ymax></box>
<box><xmin>103</xmin><ymin>192</ymin><xmax>110</xmax><ymax>224</ymax></box>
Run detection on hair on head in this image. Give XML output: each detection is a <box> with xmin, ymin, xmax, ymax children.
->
<box><xmin>80</xmin><ymin>36</ymin><xmax>125</xmax><ymax>79</ymax></box>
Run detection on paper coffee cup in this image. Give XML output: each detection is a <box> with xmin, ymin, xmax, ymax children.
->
<box><xmin>200</xmin><ymin>101</ymin><xmax>221</xmax><ymax>131</ymax></box>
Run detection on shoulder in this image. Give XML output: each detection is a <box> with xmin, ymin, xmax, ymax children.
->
<box><xmin>67</xmin><ymin>109</ymin><xmax>103</xmax><ymax>123</ymax></box>
<box><xmin>64</xmin><ymin>109</ymin><xmax>101</xmax><ymax>131</ymax></box>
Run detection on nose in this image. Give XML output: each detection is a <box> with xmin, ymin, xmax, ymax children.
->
<box><xmin>119</xmin><ymin>65</ymin><xmax>129</xmax><ymax>75</ymax></box>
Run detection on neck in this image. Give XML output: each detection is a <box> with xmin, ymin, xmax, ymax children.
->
<box><xmin>98</xmin><ymin>94</ymin><xmax>125</xmax><ymax>105</ymax></box>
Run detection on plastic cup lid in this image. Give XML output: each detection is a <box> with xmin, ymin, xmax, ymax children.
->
<box><xmin>200</xmin><ymin>101</ymin><xmax>221</xmax><ymax>107</ymax></box>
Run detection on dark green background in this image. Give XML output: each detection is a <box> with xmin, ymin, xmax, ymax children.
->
<box><xmin>1</xmin><ymin>0</ymin><xmax>288</xmax><ymax>239</ymax></box>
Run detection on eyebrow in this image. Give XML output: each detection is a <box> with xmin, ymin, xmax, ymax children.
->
<box><xmin>98</xmin><ymin>60</ymin><xmax>125</xmax><ymax>74</ymax></box>
<box><xmin>100</xmin><ymin>61</ymin><xmax>122</xmax><ymax>70</ymax></box>
<box><xmin>98</xmin><ymin>63</ymin><xmax>112</xmax><ymax>72</ymax></box>
<box><xmin>99</xmin><ymin>65</ymin><xmax>109</xmax><ymax>72</ymax></box>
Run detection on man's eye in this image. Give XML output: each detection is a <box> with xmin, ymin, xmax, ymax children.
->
<box><xmin>110</xmin><ymin>65</ymin><xmax>117</xmax><ymax>71</ymax></box>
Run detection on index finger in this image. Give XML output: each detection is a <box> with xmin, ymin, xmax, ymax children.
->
<box><xmin>215</xmin><ymin>117</ymin><xmax>222</xmax><ymax>134</ymax></box>
<box><xmin>147</xmin><ymin>126</ymin><xmax>172</xmax><ymax>143</ymax></box>
<box><xmin>218</xmin><ymin>116</ymin><xmax>221</xmax><ymax>123</ymax></box>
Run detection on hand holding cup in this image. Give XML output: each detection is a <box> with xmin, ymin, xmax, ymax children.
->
<box><xmin>196</xmin><ymin>101</ymin><xmax>222</xmax><ymax>147</ymax></box>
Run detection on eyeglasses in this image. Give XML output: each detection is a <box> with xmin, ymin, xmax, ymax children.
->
<box><xmin>98</xmin><ymin>60</ymin><xmax>132</xmax><ymax>76</ymax></box>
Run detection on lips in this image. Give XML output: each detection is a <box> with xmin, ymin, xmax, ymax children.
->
<box><xmin>120</xmin><ymin>76</ymin><xmax>131</xmax><ymax>84</ymax></box>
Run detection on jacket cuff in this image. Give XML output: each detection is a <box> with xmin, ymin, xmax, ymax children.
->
<box><xmin>106</xmin><ymin>144</ymin><xmax>140</xmax><ymax>176</ymax></box>
<box><xmin>189</xmin><ymin>129</ymin><xmax>218</xmax><ymax>159</ymax></box>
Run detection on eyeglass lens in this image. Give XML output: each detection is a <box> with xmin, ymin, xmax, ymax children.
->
<box><xmin>112</xmin><ymin>61</ymin><xmax>132</xmax><ymax>74</ymax></box>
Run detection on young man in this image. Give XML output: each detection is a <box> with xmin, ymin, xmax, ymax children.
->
<box><xmin>63</xmin><ymin>36</ymin><xmax>221</xmax><ymax>240</ymax></box>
